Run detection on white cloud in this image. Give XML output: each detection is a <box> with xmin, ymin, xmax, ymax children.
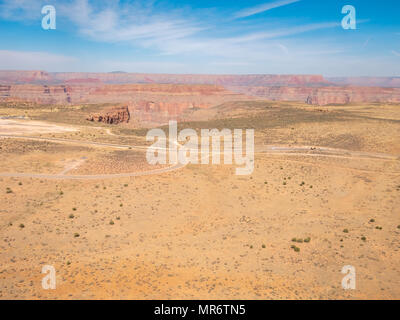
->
<box><xmin>391</xmin><ymin>50</ymin><xmax>400</xmax><ymax>57</ymax></box>
<box><xmin>58</xmin><ymin>0</ymin><xmax>204</xmax><ymax>43</ymax></box>
<box><xmin>0</xmin><ymin>1</ymin><xmax>393</xmax><ymax>76</ymax></box>
<box><xmin>0</xmin><ymin>50</ymin><xmax>78</xmax><ymax>70</ymax></box>
<box><xmin>234</xmin><ymin>0</ymin><xmax>301</xmax><ymax>19</ymax></box>
<box><xmin>0</xmin><ymin>0</ymin><xmax>42</xmax><ymax>20</ymax></box>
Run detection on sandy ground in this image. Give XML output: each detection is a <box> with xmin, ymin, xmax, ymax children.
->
<box><xmin>0</xmin><ymin>104</ymin><xmax>399</xmax><ymax>299</ymax></box>
<box><xmin>0</xmin><ymin>119</ymin><xmax>77</xmax><ymax>135</ymax></box>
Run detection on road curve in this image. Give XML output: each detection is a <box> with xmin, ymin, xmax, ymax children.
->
<box><xmin>0</xmin><ymin>134</ymin><xmax>399</xmax><ymax>179</ymax></box>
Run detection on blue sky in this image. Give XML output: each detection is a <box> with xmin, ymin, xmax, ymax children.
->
<box><xmin>0</xmin><ymin>0</ymin><xmax>399</xmax><ymax>76</ymax></box>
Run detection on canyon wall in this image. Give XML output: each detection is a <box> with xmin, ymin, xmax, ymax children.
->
<box><xmin>1</xmin><ymin>71</ymin><xmax>400</xmax><ymax>106</ymax></box>
<box><xmin>0</xmin><ymin>83</ymin><xmax>237</xmax><ymax>105</ymax></box>
<box><xmin>0</xmin><ymin>71</ymin><xmax>328</xmax><ymax>86</ymax></box>
<box><xmin>0</xmin><ymin>83</ymin><xmax>252</xmax><ymax>125</ymax></box>
<box><xmin>328</xmin><ymin>77</ymin><xmax>400</xmax><ymax>88</ymax></box>
<box><xmin>229</xmin><ymin>86</ymin><xmax>400</xmax><ymax>105</ymax></box>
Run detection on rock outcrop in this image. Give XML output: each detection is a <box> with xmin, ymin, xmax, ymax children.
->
<box><xmin>87</xmin><ymin>106</ymin><xmax>130</xmax><ymax>124</ymax></box>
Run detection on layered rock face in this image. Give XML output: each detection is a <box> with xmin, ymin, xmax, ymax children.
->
<box><xmin>51</xmin><ymin>73</ymin><xmax>328</xmax><ymax>87</ymax></box>
<box><xmin>2</xmin><ymin>71</ymin><xmax>400</xmax><ymax>106</ymax></box>
<box><xmin>0</xmin><ymin>71</ymin><xmax>328</xmax><ymax>86</ymax></box>
<box><xmin>328</xmin><ymin>77</ymin><xmax>400</xmax><ymax>88</ymax></box>
<box><xmin>304</xmin><ymin>87</ymin><xmax>400</xmax><ymax>105</ymax></box>
<box><xmin>230</xmin><ymin>86</ymin><xmax>400</xmax><ymax>105</ymax></box>
<box><xmin>0</xmin><ymin>84</ymin><xmax>73</xmax><ymax>104</ymax></box>
<box><xmin>0</xmin><ymin>83</ymin><xmax>250</xmax><ymax>125</ymax></box>
<box><xmin>0</xmin><ymin>70</ymin><xmax>51</xmax><ymax>84</ymax></box>
<box><xmin>0</xmin><ymin>83</ymin><xmax>233</xmax><ymax>105</ymax></box>
<box><xmin>87</xmin><ymin>106</ymin><xmax>130</xmax><ymax>124</ymax></box>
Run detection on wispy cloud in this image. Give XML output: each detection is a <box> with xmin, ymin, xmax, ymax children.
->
<box><xmin>59</xmin><ymin>0</ymin><xmax>203</xmax><ymax>43</ymax></box>
<box><xmin>234</xmin><ymin>0</ymin><xmax>301</xmax><ymax>19</ymax></box>
<box><xmin>0</xmin><ymin>50</ymin><xmax>78</xmax><ymax>70</ymax></box>
<box><xmin>0</xmin><ymin>0</ymin><xmax>393</xmax><ymax>76</ymax></box>
<box><xmin>0</xmin><ymin>0</ymin><xmax>42</xmax><ymax>20</ymax></box>
<box><xmin>392</xmin><ymin>50</ymin><xmax>400</xmax><ymax>57</ymax></box>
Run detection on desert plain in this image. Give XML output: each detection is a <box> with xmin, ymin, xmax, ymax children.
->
<box><xmin>0</xmin><ymin>74</ymin><xmax>399</xmax><ymax>300</ymax></box>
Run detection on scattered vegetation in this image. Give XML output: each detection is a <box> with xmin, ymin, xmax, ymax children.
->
<box><xmin>291</xmin><ymin>245</ymin><xmax>300</xmax><ymax>252</ymax></box>
<box><xmin>109</xmin><ymin>220</ymin><xmax>114</xmax><ymax>225</ymax></box>
<box><xmin>73</xmin><ymin>233</ymin><xmax>80</xmax><ymax>238</ymax></box>
<box><xmin>369</xmin><ymin>218</ymin><xmax>375</xmax><ymax>223</ymax></box>
<box><xmin>343</xmin><ymin>229</ymin><xmax>349</xmax><ymax>233</ymax></box>
<box><xmin>361</xmin><ymin>236</ymin><xmax>366</xmax><ymax>241</ymax></box>
<box><xmin>69</xmin><ymin>214</ymin><xmax>74</xmax><ymax>219</ymax></box>
<box><xmin>19</xmin><ymin>223</ymin><xmax>25</xmax><ymax>229</ymax></box>
<box><xmin>6</xmin><ymin>187</ymin><xmax>12</xmax><ymax>194</ymax></box>
<box><xmin>292</xmin><ymin>237</ymin><xmax>311</xmax><ymax>243</ymax></box>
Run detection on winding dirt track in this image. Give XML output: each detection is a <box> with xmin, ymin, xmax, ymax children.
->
<box><xmin>0</xmin><ymin>133</ymin><xmax>398</xmax><ymax>179</ymax></box>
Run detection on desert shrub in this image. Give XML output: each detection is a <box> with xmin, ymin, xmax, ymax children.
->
<box><xmin>291</xmin><ymin>245</ymin><xmax>300</xmax><ymax>252</ymax></box>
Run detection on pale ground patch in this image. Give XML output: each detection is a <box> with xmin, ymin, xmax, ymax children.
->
<box><xmin>0</xmin><ymin>119</ymin><xmax>78</xmax><ymax>135</ymax></box>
